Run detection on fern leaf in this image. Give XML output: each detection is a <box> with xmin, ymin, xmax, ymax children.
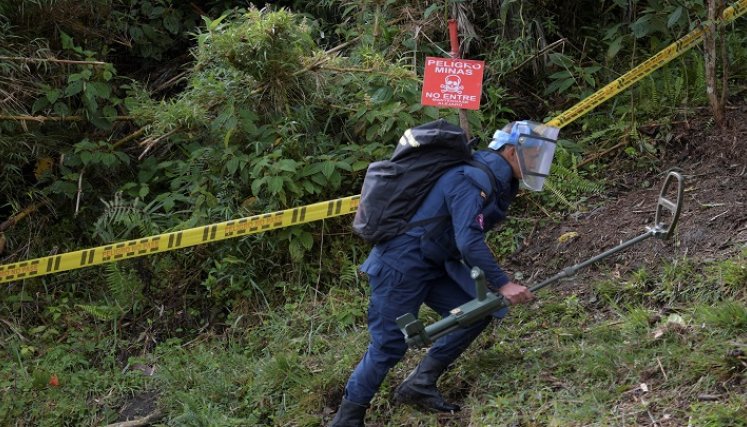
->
<box><xmin>76</xmin><ymin>303</ymin><xmax>121</xmax><ymax>321</ymax></box>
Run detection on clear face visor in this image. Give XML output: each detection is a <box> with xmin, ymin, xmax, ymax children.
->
<box><xmin>516</xmin><ymin>122</ymin><xmax>559</xmax><ymax>191</ymax></box>
<box><xmin>516</xmin><ymin>133</ymin><xmax>557</xmax><ymax>191</ymax></box>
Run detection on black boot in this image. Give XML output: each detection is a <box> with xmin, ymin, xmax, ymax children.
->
<box><xmin>328</xmin><ymin>398</ymin><xmax>367</xmax><ymax>427</ymax></box>
<box><xmin>393</xmin><ymin>355</ymin><xmax>461</xmax><ymax>412</ymax></box>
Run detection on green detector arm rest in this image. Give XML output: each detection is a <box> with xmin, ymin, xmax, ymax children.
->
<box><xmin>396</xmin><ymin>268</ymin><xmax>507</xmax><ymax>348</ymax></box>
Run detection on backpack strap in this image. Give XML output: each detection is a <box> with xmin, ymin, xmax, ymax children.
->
<box><xmin>465</xmin><ymin>160</ymin><xmax>499</xmax><ymax>203</ymax></box>
<box><xmin>402</xmin><ymin>160</ymin><xmax>499</xmax><ymax>235</ymax></box>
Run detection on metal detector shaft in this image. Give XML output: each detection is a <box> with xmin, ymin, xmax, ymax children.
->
<box><xmin>396</xmin><ymin>171</ymin><xmax>684</xmax><ymax>348</ymax></box>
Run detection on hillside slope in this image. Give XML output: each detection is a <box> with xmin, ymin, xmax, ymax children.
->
<box><xmin>353</xmin><ymin>106</ymin><xmax>747</xmax><ymax>426</ymax></box>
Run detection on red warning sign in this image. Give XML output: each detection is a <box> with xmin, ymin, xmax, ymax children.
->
<box><xmin>421</xmin><ymin>57</ymin><xmax>485</xmax><ymax>110</ymax></box>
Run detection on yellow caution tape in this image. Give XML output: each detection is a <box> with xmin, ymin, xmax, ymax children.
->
<box><xmin>0</xmin><ymin>196</ymin><xmax>359</xmax><ymax>284</ymax></box>
<box><xmin>1</xmin><ymin>0</ymin><xmax>746</xmax><ymax>284</ymax></box>
<box><xmin>547</xmin><ymin>0</ymin><xmax>747</xmax><ymax>129</ymax></box>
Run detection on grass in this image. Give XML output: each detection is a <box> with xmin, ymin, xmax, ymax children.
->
<box><xmin>1</xmin><ymin>251</ymin><xmax>745</xmax><ymax>426</ymax></box>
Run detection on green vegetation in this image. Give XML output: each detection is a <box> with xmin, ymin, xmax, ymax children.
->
<box><xmin>1</xmin><ymin>1</ymin><xmax>746</xmax><ymax>425</ymax></box>
<box><xmin>3</xmin><ymin>251</ymin><xmax>744</xmax><ymax>425</ymax></box>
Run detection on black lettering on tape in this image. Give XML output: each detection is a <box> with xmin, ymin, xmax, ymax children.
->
<box><xmin>126</xmin><ymin>241</ymin><xmax>137</xmax><ymax>257</ymax></box>
<box><xmin>168</xmin><ymin>232</ymin><xmax>183</xmax><ymax>249</ymax></box>
<box><xmin>103</xmin><ymin>238</ymin><xmax>160</xmax><ymax>260</ymax></box>
<box><xmin>0</xmin><ymin>261</ymin><xmax>39</xmax><ymax>280</ymax></box>
<box><xmin>16</xmin><ymin>262</ymin><xmax>27</xmax><ymax>279</ymax></box>
<box><xmin>0</xmin><ymin>264</ymin><xmax>14</xmax><ymax>280</ymax></box>
<box><xmin>236</xmin><ymin>219</ymin><xmax>249</xmax><ymax>235</ymax></box>
<box><xmin>138</xmin><ymin>238</ymin><xmax>157</xmax><ymax>254</ymax></box>
<box><xmin>291</xmin><ymin>206</ymin><xmax>308</xmax><ymax>224</ymax></box>
<box><xmin>103</xmin><ymin>245</ymin><xmax>113</xmax><ymax>261</ymax></box>
<box><xmin>114</xmin><ymin>243</ymin><xmax>126</xmax><ymax>259</ymax></box>
<box><xmin>17</xmin><ymin>260</ymin><xmax>39</xmax><ymax>279</ymax></box>
<box><xmin>45</xmin><ymin>255</ymin><xmax>62</xmax><ymax>273</ymax></box>
<box><xmin>14</xmin><ymin>260</ymin><xmax>40</xmax><ymax>279</ymax></box>
<box><xmin>80</xmin><ymin>249</ymin><xmax>96</xmax><ymax>266</ymax></box>
<box><xmin>350</xmin><ymin>196</ymin><xmax>360</xmax><ymax>212</ymax></box>
<box><xmin>249</xmin><ymin>217</ymin><xmax>259</xmax><ymax>232</ymax></box>
<box><xmin>199</xmin><ymin>225</ymin><xmax>216</xmax><ymax>241</ymax></box>
<box><xmin>248</xmin><ymin>212</ymin><xmax>283</xmax><ymax>232</ymax></box>
<box><xmin>225</xmin><ymin>219</ymin><xmax>249</xmax><ymax>237</ymax></box>
<box><xmin>261</xmin><ymin>214</ymin><xmax>271</xmax><ymax>230</ymax></box>
<box><xmin>262</xmin><ymin>213</ymin><xmax>282</xmax><ymax>230</ymax></box>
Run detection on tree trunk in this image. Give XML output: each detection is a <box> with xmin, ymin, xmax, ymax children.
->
<box><xmin>704</xmin><ymin>0</ymin><xmax>726</xmax><ymax>128</ymax></box>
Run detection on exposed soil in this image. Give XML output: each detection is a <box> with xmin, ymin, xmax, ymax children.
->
<box><xmin>503</xmin><ymin>105</ymin><xmax>747</xmax><ymax>287</ymax></box>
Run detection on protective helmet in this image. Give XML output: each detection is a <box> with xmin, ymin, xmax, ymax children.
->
<box><xmin>488</xmin><ymin>120</ymin><xmax>559</xmax><ymax>191</ymax></box>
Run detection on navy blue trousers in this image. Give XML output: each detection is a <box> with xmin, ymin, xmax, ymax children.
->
<box><xmin>343</xmin><ymin>263</ymin><xmax>492</xmax><ymax>405</ymax></box>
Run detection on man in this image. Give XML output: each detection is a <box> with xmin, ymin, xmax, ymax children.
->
<box><xmin>330</xmin><ymin>121</ymin><xmax>558</xmax><ymax>426</ymax></box>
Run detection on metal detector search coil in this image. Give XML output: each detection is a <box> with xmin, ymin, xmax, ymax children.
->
<box><xmin>396</xmin><ymin>171</ymin><xmax>685</xmax><ymax>348</ymax></box>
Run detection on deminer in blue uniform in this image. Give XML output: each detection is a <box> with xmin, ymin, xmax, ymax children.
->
<box><xmin>329</xmin><ymin>120</ymin><xmax>560</xmax><ymax>426</ymax></box>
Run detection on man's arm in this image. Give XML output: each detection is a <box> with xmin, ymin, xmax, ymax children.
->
<box><xmin>445</xmin><ymin>181</ymin><xmax>534</xmax><ymax>305</ymax></box>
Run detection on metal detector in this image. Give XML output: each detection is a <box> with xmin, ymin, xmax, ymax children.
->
<box><xmin>396</xmin><ymin>171</ymin><xmax>685</xmax><ymax>348</ymax></box>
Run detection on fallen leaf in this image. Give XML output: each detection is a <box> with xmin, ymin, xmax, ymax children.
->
<box><xmin>558</xmin><ymin>231</ymin><xmax>579</xmax><ymax>243</ymax></box>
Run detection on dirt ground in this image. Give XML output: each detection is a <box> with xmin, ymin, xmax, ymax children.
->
<box><xmin>503</xmin><ymin>105</ymin><xmax>747</xmax><ymax>288</ymax></box>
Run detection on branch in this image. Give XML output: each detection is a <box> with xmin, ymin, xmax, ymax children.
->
<box><xmin>704</xmin><ymin>0</ymin><xmax>725</xmax><ymax>127</ymax></box>
<box><xmin>0</xmin><ymin>202</ymin><xmax>45</xmax><ymax>233</ymax></box>
<box><xmin>318</xmin><ymin>65</ymin><xmax>417</xmax><ymax>80</ymax></box>
<box><xmin>325</xmin><ymin>35</ymin><xmax>363</xmax><ymax>55</ymax></box>
<box><xmin>0</xmin><ymin>318</ymin><xmax>28</xmax><ymax>342</ymax></box>
<box><xmin>75</xmin><ymin>171</ymin><xmax>84</xmax><ymax>217</ymax></box>
<box><xmin>101</xmin><ymin>410</ymin><xmax>162</xmax><ymax>427</ymax></box>
<box><xmin>112</xmin><ymin>127</ymin><xmax>147</xmax><ymax>149</ymax></box>
<box><xmin>504</xmin><ymin>39</ymin><xmax>567</xmax><ymax>77</ymax></box>
<box><xmin>0</xmin><ymin>115</ymin><xmax>133</xmax><ymax>122</ymax></box>
<box><xmin>151</xmin><ymin>71</ymin><xmax>189</xmax><ymax>94</ymax></box>
<box><xmin>0</xmin><ymin>56</ymin><xmax>108</xmax><ymax>66</ymax></box>
<box><xmin>288</xmin><ymin>35</ymin><xmax>380</xmax><ymax>78</ymax></box>
<box><xmin>719</xmin><ymin>16</ymin><xmax>729</xmax><ymax>108</ymax></box>
<box><xmin>138</xmin><ymin>128</ymin><xmax>180</xmax><ymax>160</ymax></box>
<box><xmin>577</xmin><ymin>136</ymin><xmax>630</xmax><ymax>168</ymax></box>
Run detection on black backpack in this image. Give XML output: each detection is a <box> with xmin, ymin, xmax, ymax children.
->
<box><xmin>352</xmin><ymin>119</ymin><xmax>496</xmax><ymax>244</ymax></box>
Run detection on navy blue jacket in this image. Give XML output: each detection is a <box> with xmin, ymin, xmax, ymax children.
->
<box><xmin>360</xmin><ymin>150</ymin><xmax>518</xmax><ymax>291</ymax></box>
